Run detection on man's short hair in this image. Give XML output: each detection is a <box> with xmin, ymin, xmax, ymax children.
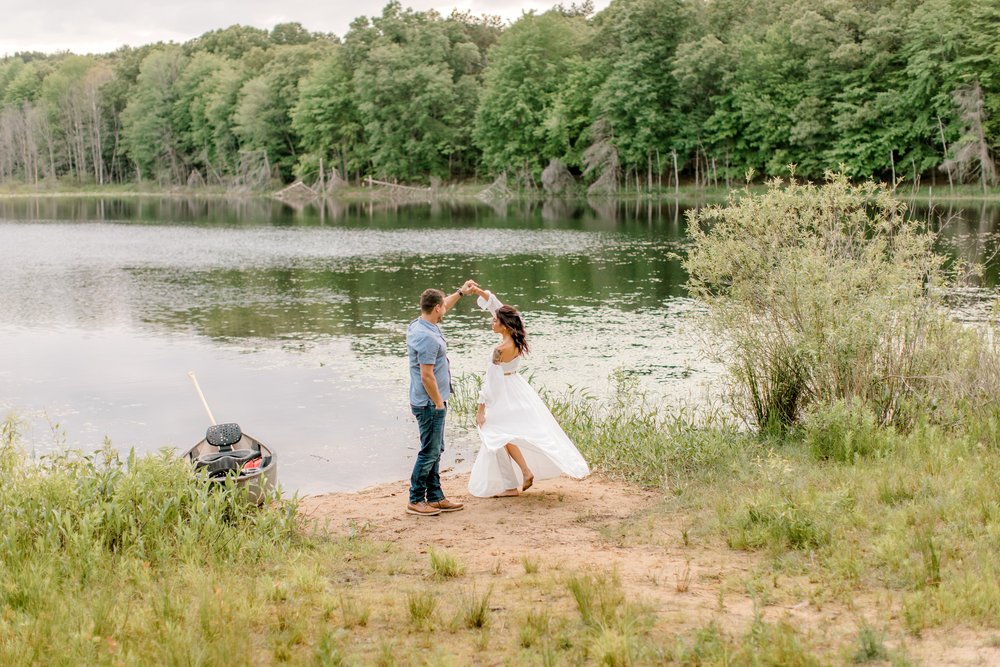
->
<box><xmin>420</xmin><ymin>288</ymin><xmax>445</xmax><ymax>313</ymax></box>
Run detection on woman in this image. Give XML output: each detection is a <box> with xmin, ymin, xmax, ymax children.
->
<box><xmin>467</xmin><ymin>287</ymin><xmax>589</xmax><ymax>497</ymax></box>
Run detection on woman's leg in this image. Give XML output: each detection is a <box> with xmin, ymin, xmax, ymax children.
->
<box><xmin>504</xmin><ymin>443</ymin><xmax>534</xmax><ymax>490</ymax></box>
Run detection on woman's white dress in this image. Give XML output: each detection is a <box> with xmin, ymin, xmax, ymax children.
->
<box><xmin>467</xmin><ymin>292</ymin><xmax>590</xmax><ymax>497</ymax></box>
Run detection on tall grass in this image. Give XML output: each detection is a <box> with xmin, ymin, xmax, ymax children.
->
<box><xmin>0</xmin><ymin>420</ymin><xmax>304</xmax><ymax>664</ymax></box>
<box><xmin>672</xmin><ymin>619</ymin><xmax>820</xmax><ymax>666</ymax></box>
<box><xmin>530</xmin><ymin>372</ymin><xmax>743</xmax><ymax>489</ymax></box>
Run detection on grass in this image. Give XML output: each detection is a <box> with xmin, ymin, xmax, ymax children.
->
<box><xmin>4</xmin><ymin>360</ymin><xmax>1000</xmax><ymax>663</ymax></box>
<box><xmin>457</xmin><ymin>586</ymin><xmax>492</xmax><ymax>629</ymax></box>
<box><xmin>429</xmin><ymin>547</ymin><xmax>463</xmax><ymax>579</ymax></box>
<box><xmin>458</xmin><ymin>360</ymin><xmax>1000</xmax><ymax>632</ymax></box>
<box><xmin>515</xmin><ymin>372</ymin><xmax>1000</xmax><ymax>635</ymax></box>
<box><xmin>338</xmin><ymin>593</ymin><xmax>371</xmax><ymax>628</ymax></box>
<box><xmin>850</xmin><ymin>622</ymin><xmax>889</xmax><ymax>663</ymax></box>
<box><xmin>406</xmin><ymin>590</ymin><xmax>437</xmax><ymax>629</ymax></box>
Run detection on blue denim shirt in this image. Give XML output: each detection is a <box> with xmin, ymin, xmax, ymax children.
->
<box><xmin>407</xmin><ymin>318</ymin><xmax>451</xmax><ymax>407</ymax></box>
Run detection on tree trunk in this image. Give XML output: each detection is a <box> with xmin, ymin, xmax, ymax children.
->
<box><xmin>655</xmin><ymin>149</ymin><xmax>661</xmax><ymax>192</ymax></box>
<box><xmin>937</xmin><ymin>115</ymin><xmax>953</xmax><ymax>193</ymax></box>
<box><xmin>671</xmin><ymin>150</ymin><xmax>679</xmax><ymax>196</ymax></box>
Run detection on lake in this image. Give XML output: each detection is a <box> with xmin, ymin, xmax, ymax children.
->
<box><xmin>1</xmin><ymin>195</ymin><xmax>996</xmax><ymax>494</ymax></box>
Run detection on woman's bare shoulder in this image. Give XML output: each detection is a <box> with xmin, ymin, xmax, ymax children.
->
<box><xmin>492</xmin><ymin>342</ymin><xmax>518</xmax><ymax>364</ymax></box>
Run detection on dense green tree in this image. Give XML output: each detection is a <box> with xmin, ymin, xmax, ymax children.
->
<box><xmin>232</xmin><ymin>43</ymin><xmax>330</xmax><ymax>181</ymax></box>
<box><xmin>38</xmin><ymin>55</ymin><xmax>114</xmax><ymax>182</ymax></box>
<box><xmin>270</xmin><ymin>22</ymin><xmax>320</xmax><ymax>46</ymax></box>
<box><xmin>202</xmin><ymin>64</ymin><xmax>245</xmax><ymax>178</ymax></box>
<box><xmin>291</xmin><ymin>48</ymin><xmax>366</xmax><ymax>181</ymax></box>
<box><xmin>120</xmin><ymin>46</ymin><xmax>187</xmax><ymax>182</ymax></box>
<box><xmin>0</xmin><ymin>59</ymin><xmax>27</xmax><ymax>103</ymax></box>
<box><xmin>962</xmin><ymin>1</ymin><xmax>1000</xmax><ymax>145</ymax></box>
<box><xmin>544</xmin><ymin>55</ymin><xmax>607</xmax><ymax>168</ymax></box>
<box><xmin>2</xmin><ymin>61</ymin><xmax>47</xmax><ymax>104</ymax></box>
<box><xmin>186</xmin><ymin>25</ymin><xmax>271</xmax><ymax>60</ymax></box>
<box><xmin>349</xmin><ymin>2</ymin><xmax>493</xmax><ymax>181</ymax></box>
<box><xmin>0</xmin><ymin>1</ymin><xmax>997</xmax><ymax>189</ymax></box>
<box><xmin>590</xmin><ymin>0</ymin><xmax>688</xmax><ymax>174</ymax></box>
<box><xmin>100</xmin><ymin>45</ymin><xmax>161</xmax><ymax>183</ymax></box>
<box><xmin>174</xmin><ymin>52</ymin><xmax>241</xmax><ymax>181</ymax></box>
<box><xmin>473</xmin><ymin>10</ymin><xmax>592</xmax><ymax>179</ymax></box>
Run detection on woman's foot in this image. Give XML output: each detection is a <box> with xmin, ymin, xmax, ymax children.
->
<box><xmin>522</xmin><ymin>475</ymin><xmax>533</xmax><ymax>491</ymax></box>
<box><xmin>494</xmin><ymin>488</ymin><xmax>520</xmax><ymax>497</ymax></box>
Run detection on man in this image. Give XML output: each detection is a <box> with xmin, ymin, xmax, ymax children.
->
<box><xmin>406</xmin><ymin>279</ymin><xmax>477</xmax><ymax>516</ymax></box>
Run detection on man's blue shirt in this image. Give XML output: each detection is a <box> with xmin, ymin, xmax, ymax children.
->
<box><xmin>407</xmin><ymin>318</ymin><xmax>451</xmax><ymax>407</ymax></box>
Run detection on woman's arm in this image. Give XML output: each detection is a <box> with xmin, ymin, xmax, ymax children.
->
<box><xmin>475</xmin><ymin>403</ymin><xmax>486</xmax><ymax>427</ymax></box>
<box><xmin>476</xmin><ymin>288</ymin><xmax>504</xmax><ymax>314</ymax></box>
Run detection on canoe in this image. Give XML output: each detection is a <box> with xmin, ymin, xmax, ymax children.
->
<box><xmin>184</xmin><ymin>430</ymin><xmax>277</xmax><ymax>505</ymax></box>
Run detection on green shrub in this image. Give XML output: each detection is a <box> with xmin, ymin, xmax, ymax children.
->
<box><xmin>542</xmin><ymin>372</ymin><xmax>746</xmax><ymax>488</ymax></box>
<box><xmin>685</xmin><ymin>172</ymin><xmax>1000</xmax><ymax>431</ymax></box>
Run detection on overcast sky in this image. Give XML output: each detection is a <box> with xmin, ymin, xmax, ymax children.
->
<box><xmin>1</xmin><ymin>1</ymin><xmax>612</xmax><ymax>56</ymax></box>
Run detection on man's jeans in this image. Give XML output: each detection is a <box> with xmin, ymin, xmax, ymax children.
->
<box><xmin>409</xmin><ymin>404</ymin><xmax>446</xmax><ymax>505</ymax></box>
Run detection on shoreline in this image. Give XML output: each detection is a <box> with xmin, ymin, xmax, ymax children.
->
<box><xmin>2</xmin><ymin>183</ymin><xmax>999</xmax><ymax>205</ymax></box>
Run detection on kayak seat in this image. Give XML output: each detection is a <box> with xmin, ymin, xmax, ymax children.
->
<box><xmin>206</xmin><ymin>423</ymin><xmax>243</xmax><ymax>450</ymax></box>
<box><xmin>195</xmin><ymin>449</ymin><xmax>260</xmax><ymax>478</ymax></box>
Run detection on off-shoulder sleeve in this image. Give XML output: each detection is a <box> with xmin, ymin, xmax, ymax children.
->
<box><xmin>476</xmin><ymin>290</ymin><xmax>504</xmax><ymax>314</ymax></box>
<box><xmin>478</xmin><ymin>355</ymin><xmax>504</xmax><ymax>406</ymax></box>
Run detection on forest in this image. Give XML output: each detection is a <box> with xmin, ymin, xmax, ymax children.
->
<box><xmin>0</xmin><ymin>0</ymin><xmax>997</xmax><ymax>192</ymax></box>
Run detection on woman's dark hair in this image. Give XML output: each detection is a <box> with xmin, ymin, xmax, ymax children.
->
<box><xmin>496</xmin><ymin>305</ymin><xmax>529</xmax><ymax>354</ymax></box>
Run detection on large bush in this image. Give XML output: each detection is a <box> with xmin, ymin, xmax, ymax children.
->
<box><xmin>685</xmin><ymin>172</ymin><xmax>1000</xmax><ymax>431</ymax></box>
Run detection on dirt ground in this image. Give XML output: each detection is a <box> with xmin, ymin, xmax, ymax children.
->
<box><xmin>300</xmin><ymin>473</ymin><xmax>1000</xmax><ymax>666</ymax></box>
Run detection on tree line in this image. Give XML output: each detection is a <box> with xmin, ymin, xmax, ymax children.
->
<box><xmin>0</xmin><ymin>0</ymin><xmax>997</xmax><ymax>192</ymax></box>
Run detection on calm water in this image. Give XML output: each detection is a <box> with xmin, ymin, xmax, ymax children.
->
<box><xmin>1</xmin><ymin>196</ymin><xmax>997</xmax><ymax>493</ymax></box>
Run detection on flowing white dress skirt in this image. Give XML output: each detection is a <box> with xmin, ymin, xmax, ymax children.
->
<box><xmin>467</xmin><ymin>291</ymin><xmax>590</xmax><ymax>497</ymax></box>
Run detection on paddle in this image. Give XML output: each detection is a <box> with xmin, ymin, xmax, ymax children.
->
<box><xmin>187</xmin><ymin>371</ymin><xmax>243</xmax><ymax>451</ymax></box>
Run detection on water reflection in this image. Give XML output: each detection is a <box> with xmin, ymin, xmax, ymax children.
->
<box><xmin>1</xmin><ymin>195</ymin><xmax>998</xmax><ymax>493</ymax></box>
<box><xmin>0</xmin><ymin>195</ymin><xmax>698</xmax><ymax>233</ymax></box>
<box><xmin>922</xmin><ymin>202</ymin><xmax>1000</xmax><ymax>285</ymax></box>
